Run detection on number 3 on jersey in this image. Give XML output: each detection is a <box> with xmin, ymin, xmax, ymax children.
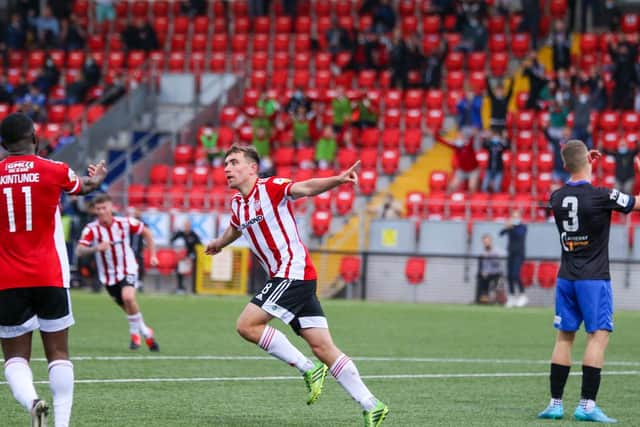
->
<box><xmin>3</xmin><ymin>186</ymin><xmax>33</xmax><ymax>232</ymax></box>
<box><xmin>562</xmin><ymin>196</ymin><xmax>579</xmax><ymax>232</ymax></box>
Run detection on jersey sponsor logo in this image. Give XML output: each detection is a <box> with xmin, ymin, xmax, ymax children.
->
<box><xmin>67</xmin><ymin>168</ymin><xmax>78</xmax><ymax>183</ymax></box>
<box><xmin>240</xmin><ymin>215</ymin><xmax>264</xmax><ymax>230</ymax></box>
<box><xmin>272</xmin><ymin>178</ymin><xmax>291</xmax><ymax>185</ymax></box>
<box><xmin>255</xmin><ymin>293</ymin><xmax>263</xmax><ymax>301</ymax></box>
<box><xmin>609</xmin><ymin>189</ymin><xmax>619</xmax><ymax>201</ymax></box>
<box><xmin>5</xmin><ymin>161</ymin><xmax>34</xmax><ymax>173</ymax></box>
<box><xmin>609</xmin><ymin>189</ymin><xmax>630</xmax><ymax>208</ymax></box>
<box><xmin>560</xmin><ymin>232</ymin><xmax>590</xmax><ymax>252</ymax></box>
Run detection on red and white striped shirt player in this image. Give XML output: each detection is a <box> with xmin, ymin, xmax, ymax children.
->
<box><xmin>78</xmin><ymin>216</ymin><xmax>144</xmax><ymax>286</ymax></box>
<box><xmin>229</xmin><ymin>176</ymin><xmax>316</xmax><ymax>281</ymax></box>
<box><xmin>206</xmin><ymin>145</ymin><xmax>388</xmax><ymax>425</ymax></box>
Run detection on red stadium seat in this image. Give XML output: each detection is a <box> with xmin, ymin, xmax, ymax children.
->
<box><xmin>406</xmin><ymin>257</ymin><xmax>427</xmax><ymax>285</ymax></box>
<box><xmin>469</xmin><ymin>192</ymin><xmax>490</xmax><ymax>220</ymax></box>
<box><xmin>423</xmin><ymin>15</ymin><xmax>441</xmax><ymax>33</ymax></box>
<box><xmin>489</xmin><ymin>33</ymin><xmax>507</xmax><ymax>53</ymax></box>
<box><xmin>422</xmin><ymin>34</ymin><xmax>441</xmax><ymax>55</ymax></box>
<box><xmin>489</xmin><ymin>52</ymin><xmax>508</xmax><ymax>76</ymax></box>
<box><xmin>515</xmin><ymin>172</ymin><xmax>532</xmax><ymax>194</ymax></box>
<box><xmin>470</xmin><ymin>72</ymin><xmax>486</xmax><ymax>93</ymax></box>
<box><xmin>538</xmin><ymin>262</ymin><xmax>559</xmax><ymax>288</ymax></box>
<box><xmin>384</xmin><ymin>90</ymin><xmax>402</xmax><ymax>109</ymax></box>
<box><xmin>381</xmin><ymin>149</ymin><xmax>400</xmax><ymax>175</ymax></box>
<box><xmin>520</xmin><ymin>261</ymin><xmax>536</xmax><ymax>287</ymax></box>
<box><xmin>405</xmin><ymin>109</ymin><xmax>422</xmax><ymax>129</ymax></box>
<box><xmin>273</xmin><ymin>147</ymin><xmax>296</xmax><ymax>167</ymax></box>
<box><xmin>314</xmin><ymin>191</ymin><xmax>333</xmax><ymax>211</ymax></box>
<box><xmin>515</xmin><ymin>151</ymin><xmax>533</xmax><ymax>172</ymax></box>
<box><xmin>384</xmin><ymin>109</ymin><xmax>402</xmax><ymax>128</ymax></box>
<box><xmin>311</xmin><ymin>210</ymin><xmax>332</xmax><ymax>237</ymax></box>
<box><xmin>336</xmin><ymin>189</ymin><xmax>355</xmax><ymax>215</ymax></box>
<box><xmin>171</xmin><ymin>166</ymin><xmax>189</xmax><ymax>186</ymax></box>
<box><xmin>127</xmin><ymin>184</ymin><xmax>146</xmax><ymax>207</ymax></box>
<box><xmin>537</xmin><ymin>152</ymin><xmax>554</xmax><ymax>173</ymax></box>
<box><xmin>339</xmin><ymin>256</ymin><xmax>361</xmax><ymax>283</ymax></box>
<box><xmin>491</xmin><ymin>193</ymin><xmax>511</xmax><ymax>219</ymax></box>
<box><xmin>487</xmin><ymin>15</ymin><xmax>505</xmax><ymax>34</ymax></box>
<box><xmin>406</xmin><ymin>191</ymin><xmax>426</xmax><ymax>217</ymax></box>
<box><xmin>426</xmin><ymin>109</ymin><xmax>444</xmax><ymax>132</ymax></box>
<box><xmin>467</xmin><ymin>52</ymin><xmax>486</xmax><ymax>72</ymax></box>
<box><xmin>536</xmin><ymin>173</ymin><xmax>553</xmax><ymax>200</ymax></box>
<box><xmin>425</xmin><ymin>191</ymin><xmax>446</xmax><ymax>220</ymax></box>
<box><xmin>145</xmin><ymin>184</ymin><xmax>165</xmax><ymax>208</ymax></box>
<box><xmin>337</xmin><ymin>148</ymin><xmax>359</xmax><ymax>170</ymax></box>
<box><xmin>448</xmin><ymin>192</ymin><xmax>466</xmax><ymax>220</ymax></box>
<box><xmin>359</xmin><ymin>170</ymin><xmax>378</xmax><ymax>196</ymax></box>
<box><xmin>173</xmin><ymin>144</ymin><xmax>194</xmax><ymax>165</ymax></box>
<box><xmin>515</xmin><ymin>110</ymin><xmax>535</xmax><ymax>130</ymax></box>
<box><xmin>511</xmin><ymin>33</ymin><xmax>530</xmax><ymax>58</ymax></box>
<box><xmin>429</xmin><ymin>171</ymin><xmax>448</xmax><ymax>192</ymax></box>
<box><xmin>622</xmin><ymin>112</ymin><xmax>639</xmax><ymax>132</ymax></box>
<box><xmin>445</xmin><ymin>52</ymin><xmax>464</xmax><ymax>71</ymax></box>
<box><xmin>361</xmin><ymin>128</ymin><xmax>380</xmax><ymax>148</ymax></box>
<box><xmin>446</xmin><ymin>71</ymin><xmax>464</xmax><ymax>90</ymax></box>
<box><xmin>47</xmin><ymin>105</ymin><xmax>67</xmax><ymax>123</ymax></box>
<box><xmin>404</xmin><ymin>129</ymin><xmax>422</xmax><ymax>155</ymax></box>
<box><xmin>425</xmin><ymin>90</ymin><xmax>443</xmax><ymax>109</ymax></box>
<box><xmin>622</xmin><ymin>13</ymin><xmax>639</xmax><ymax>34</ymax></box>
<box><xmin>599</xmin><ymin>111</ymin><xmax>620</xmax><ymax>132</ymax></box>
<box><xmin>361</xmin><ymin>148</ymin><xmax>378</xmax><ymax>170</ymax></box>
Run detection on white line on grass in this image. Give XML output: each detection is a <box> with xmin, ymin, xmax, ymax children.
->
<box><xmin>13</xmin><ymin>355</ymin><xmax>640</xmax><ymax>367</ymax></box>
<box><xmin>0</xmin><ymin>371</ymin><xmax>638</xmax><ymax>386</ymax></box>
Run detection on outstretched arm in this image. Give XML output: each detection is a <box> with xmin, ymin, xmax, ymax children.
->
<box><xmin>205</xmin><ymin>226</ymin><xmax>243</xmax><ymax>255</ymax></box>
<box><xmin>77</xmin><ymin>160</ymin><xmax>107</xmax><ymax>195</ymax></box>
<box><xmin>289</xmin><ymin>160</ymin><xmax>360</xmax><ymax>199</ymax></box>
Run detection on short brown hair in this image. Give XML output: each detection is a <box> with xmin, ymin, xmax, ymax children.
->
<box><xmin>224</xmin><ymin>144</ymin><xmax>260</xmax><ymax>165</ymax></box>
<box><xmin>92</xmin><ymin>193</ymin><xmax>112</xmax><ymax>205</ymax></box>
<box><xmin>561</xmin><ymin>139</ymin><xmax>588</xmax><ymax>174</ymax></box>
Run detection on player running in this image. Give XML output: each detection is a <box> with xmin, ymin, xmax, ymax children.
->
<box><xmin>538</xmin><ymin>140</ymin><xmax>640</xmax><ymax>423</ymax></box>
<box><xmin>0</xmin><ymin>112</ymin><xmax>107</xmax><ymax>427</ymax></box>
<box><xmin>76</xmin><ymin>194</ymin><xmax>160</xmax><ymax>351</ymax></box>
<box><xmin>206</xmin><ymin>145</ymin><xmax>388</xmax><ymax>426</ymax></box>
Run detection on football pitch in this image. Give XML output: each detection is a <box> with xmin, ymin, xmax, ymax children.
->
<box><xmin>1</xmin><ymin>292</ymin><xmax>638</xmax><ymax>426</ymax></box>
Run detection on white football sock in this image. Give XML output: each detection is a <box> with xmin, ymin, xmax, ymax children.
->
<box><xmin>127</xmin><ymin>312</ymin><xmax>151</xmax><ymax>337</ymax></box>
<box><xmin>580</xmin><ymin>399</ymin><xmax>596</xmax><ymax>412</ymax></box>
<box><xmin>330</xmin><ymin>354</ymin><xmax>377</xmax><ymax>411</ymax></box>
<box><xmin>49</xmin><ymin>360</ymin><xmax>74</xmax><ymax>427</ymax></box>
<box><xmin>258</xmin><ymin>325</ymin><xmax>314</xmax><ymax>373</ymax></box>
<box><xmin>4</xmin><ymin>357</ymin><xmax>38</xmax><ymax>411</ymax></box>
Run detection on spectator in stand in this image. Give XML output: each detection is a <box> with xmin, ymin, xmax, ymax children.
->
<box><xmin>198</xmin><ymin>124</ymin><xmax>223</xmax><ymax>166</ymax></box>
<box><xmin>518</xmin><ymin>0</ymin><xmax>540</xmax><ymax>49</ymax></box>
<box><xmin>549</xmin><ymin>20</ymin><xmax>571</xmax><ymax>71</ymax></box>
<box><xmin>352</xmin><ymin>95</ymin><xmax>378</xmax><ymax>129</ymax></box>
<box><xmin>603</xmin><ymin>137</ymin><xmax>639</xmax><ymax>195</ymax></box>
<box><xmin>16</xmin><ymin>0</ymin><xmax>40</xmax><ymax>23</ymax></box>
<box><xmin>332</xmin><ymin>87</ymin><xmax>352</xmax><ymax>135</ymax></box>
<box><xmin>481</xmin><ymin>130</ymin><xmax>509</xmax><ymax>193</ymax></box>
<box><xmin>49</xmin><ymin>0</ymin><xmax>72</xmax><ymax>20</ymax></box>
<box><xmin>389</xmin><ymin>30</ymin><xmax>409</xmax><ymax>89</ymax></box>
<box><xmin>56</xmin><ymin>123</ymin><xmax>77</xmax><ymax>151</ymax></box>
<box><xmin>100</xmin><ymin>72</ymin><xmax>127</xmax><ymax>106</ymax></box>
<box><xmin>285</xmin><ymin>87</ymin><xmax>312</xmax><ymax>116</ymax></box>
<box><xmin>486</xmin><ymin>77</ymin><xmax>513</xmax><ymax>133</ymax></box>
<box><xmin>82</xmin><ymin>56</ymin><xmax>101</xmax><ymax>88</ymax></box>
<box><xmin>500</xmin><ymin>210</ymin><xmax>528</xmax><ymax>308</ymax></box>
<box><xmin>0</xmin><ymin>74</ymin><xmax>14</xmax><ymax>104</ymax></box>
<box><xmin>326</xmin><ymin>19</ymin><xmax>352</xmax><ymax>55</ymax></box>
<box><xmin>18</xmin><ymin>86</ymin><xmax>47</xmax><ymax>113</ymax></box>
<box><xmin>523</xmin><ymin>52</ymin><xmax>549</xmax><ymax>110</ymax></box>
<box><xmin>608</xmin><ymin>35</ymin><xmax>638</xmax><ymax>110</ymax></box>
<box><xmin>13</xmin><ymin>75</ymin><xmax>30</xmax><ymax>100</ymax></box>
<box><xmin>368</xmin><ymin>192</ymin><xmax>403</xmax><ymax>219</ymax></box>
<box><xmin>421</xmin><ymin>40</ymin><xmax>447</xmax><ymax>89</ymax></box>
<box><xmin>315</xmin><ymin>126</ymin><xmax>337</xmax><ymax>170</ymax></box>
<box><xmin>570</xmin><ymin>83</ymin><xmax>602</xmax><ymax>149</ymax></box>
<box><xmin>359</xmin><ymin>0</ymin><xmax>380</xmax><ymax>15</ymax></box>
<box><xmin>545</xmin><ymin>126</ymin><xmax>572</xmax><ymax>182</ymax></box>
<box><xmin>291</xmin><ymin>105</ymin><xmax>314</xmax><ymax>147</ymax></box>
<box><xmin>59</xmin><ymin>15</ymin><xmax>86</xmax><ymax>50</ymax></box>
<box><xmin>248</xmin><ymin>0</ymin><xmax>268</xmax><ymax>17</ymax></box>
<box><xmin>257</xmin><ymin>91</ymin><xmax>279</xmax><ymax>120</ymax></box>
<box><xmin>170</xmin><ymin>219</ymin><xmax>202</xmax><ymax>294</ymax></box>
<box><xmin>35</xmin><ymin>5</ymin><xmax>60</xmax><ymax>48</ymax></box>
<box><xmin>603</xmin><ymin>0</ymin><xmax>621</xmax><ymax>31</ymax></box>
<box><xmin>548</xmin><ymin>90</ymin><xmax>571</xmax><ymax>141</ymax></box>
<box><xmin>339</xmin><ymin>127</ymin><xmax>357</xmax><ymax>149</ymax></box>
<box><xmin>457</xmin><ymin>91</ymin><xmax>483</xmax><ymax>131</ymax></box>
<box><xmin>372</xmin><ymin>0</ymin><xmax>396</xmax><ymax>33</ymax></box>
<box><xmin>457</xmin><ymin>15</ymin><xmax>488</xmax><ymax>53</ymax></box>
<box><xmin>251</xmin><ymin>107</ymin><xmax>273</xmax><ymax>141</ymax></box>
<box><xmin>5</xmin><ymin>13</ymin><xmax>27</xmax><ymax>49</ymax></box>
<box><xmin>406</xmin><ymin>35</ymin><xmax>424</xmax><ymax>79</ymax></box>
<box><xmin>33</xmin><ymin>56</ymin><xmax>60</xmax><ymax>95</ymax></box>
<box><xmin>476</xmin><ymin>234</ymin><xmax>503</xmax><ymax>304</ymax></box>
<box><xmin>181</xmin><ymin>0</ymin><xmax>207</xmax><ymax>16</ymax></box>
<box><xmin>94</xmin><ymin>0</ymin><xmax>116</xmax><ymax>24</ymax></box>
<box><xmin>123</xmin><ymin>18</ymin><xmax>158</xmax><ymax>52</ymax></box>
<box><xmin>568</xmin><ymin>0</ymin><xmax>596</xmax><ymax>33</ymax></box>
<box><xmin>434</xmin><ymin>128</ymin><xmax>480</xmax><ymax>193</ymax></box>
<box><xmin>252</xmin><ymin>126</ymin><xmax>275</xmax><ymax>175</ymax></box>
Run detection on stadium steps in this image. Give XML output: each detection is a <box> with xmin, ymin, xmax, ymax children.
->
<box><xmin>313</xmin><ymin>141</ymin><xmax>453</xmax><ymax>298</ymax></box>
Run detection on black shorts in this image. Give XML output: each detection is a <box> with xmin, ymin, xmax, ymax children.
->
<box><xmin>106</xmin><ymin>276</ymin><xmax>137</xmax><ymax>306</ymax></box>
<box><xmin>0</xmin><ymin>287</ymin><xmax>74</xmax><ymax>338</ymax></box>
<box><xmin>251</xmin><ymin>278</ymin><xmax>327</xmax><ymax>334</ymax></box>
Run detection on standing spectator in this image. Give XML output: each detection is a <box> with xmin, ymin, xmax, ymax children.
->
<box><xmin>315</xmin><ymin>126</ymin><xmax>337</xmax><ymax>169</ymax></box>
<box><xmin>0</xmin><ymin>74</ymin><xmax>14</xmax><ymax>104</ymax></box>
<box><xmin>285</xmin><ymin>87</ymin><xmax>312</xmax><ymax>116</ymax></box>
<box><xmin>568</xmin><ymin>0</ymin><xmax>596</xmax><ymax>33</ymax></box>
<box><xmin>476</xmin><ymin>234</ymin><xmax>503</xmax><ymax>304</ymax></box>
<box><xmin>291</xmin><ymin>106</ymin><xmax>314</xmax><ymax>147</ymax></box>
<box><xmin>456</xmin><ymin>91</ymin><xmax>483</xmax><ymax>131</ymax></box>
<box><xmin>122</xmin><ymin>18</ymin><xmax>158</xmax><ymax>52</ymax></box>
<box><xmin>389</xmin><ymin>31</ymin><xmax>409</xmax><ymax>89</ymax></box>
<box><xmin>434</xmin><ymin>129</ymin><xmax>480</xmax><ymax>193</ymax></box>
<box><xmin>33</xmin><ymin>57</ymin><xmax>60</xmax><ymax>95</ymax></box>
<box><xmin>198</xmin><ymin>124</ymin><xmax>222</xmax><ymax>166</ymax></box>
<box><xmin>326</xmin><ymin>19</ymin><xmax>352</xmax><ymax>55</ymax></box>
<box><xmin>603</xmin><ymin>137</ymin><xmax>639</xmax><ymax>195</ymax></box>
<box><xmin>608</xmin><ymin>36</ymin><xmax>638</xmax><ymax>110</ymax></box>
<box><xmin>518</xmin><ymin>0</ymin><xmax>540</xmax><ymax>49</ymax></box>
<box><xmin>500</xmin><ymin>210</ymin><xmax>528</xmax><ymax>308</ymax></box>
<box><xmin>251</xmin><ymin>107</ymin><xmax>273</xmax><ymax>140</ymax></box>
<box><xmin>368</xmin><ymin>192</ymin><xmax>403</xmax><ymax>219</ymax></box>
<box><xmin>257</xmin><ymin>91</ymin><xmax>279</xmax><ymax>120</ymax></box>
<box><xmin>457</xmin><ymin>15</ymin><xmax>488</xmax><ymax>53</ymax></box>
<box><xmin>35</xmin><ymin>5</ymin><xmax>61</xmax><ymax>48</ymax></box>
<box><xmin>372</xmin><ymin>0</ymin><xmax>396</xmax><ymax>33</ymax></box>
<box><xmin>5</xmin><ymin>13</ymin><xmax>27</xmax><ymax>49</ymax></box>
<box><xmin>100</xmin><ymin>72</ymin><xmax>127</xmax><ymax>106</ymax></box>
<box><xmin>481</xmin><ymin>130</ymin><xmax>509</xmax><ymax>193</ymax></box>
<box><xmin>170</xmin><ymin>219</ymin><xmax>202</xmax><ymax>294</ymax></box>
<box><xmin>421</xmin><ymin>40</ymin><xmax>447</xmax><ymax>89</ymax></box>
<box><xmin>59</xmin><ymin>16</ymin><xmax>86</xmax><ymax>50</ymax></box>
<box><xmin>252</xmin><ymin>126</ymin><xmax>274</xmax><ymax>175</ymax></box>
<box><xmin>545</xmin><ymin>126</ymin><xmax>572</xmax><ymax>183</ymax></box>
<box><xmin>486</xmin><ymin>77</ymin><xmax>514</xmax><ymax>133</ymax></box>
<box><xmin>570</xmin><ymin>83</ymin><xmax>602</xmax><ymax>149</ymax></box>
<box><xmin>15</xmin><ymin>0</ymin><xmax>40</xmax><ymax>23</ymax></box>
<box><xmin>523</xmin><ymin>52</ymin><xmax>548</xmax><ymax>110</ymax></box>
<box><xmin>352</xmin><ymin>96</ymin><xmax>378</xmax><ymax>129</ymax></box>
<box><xmin>81</xmin><ymin>56</ymin><xmax>101</xmax><ymax>88</ymax></box>
<box><xmin>602</xmin><ymin>0</ymin><xmax>621</xmax><ymax>31</ymax></box>
<box><xmin>549</xmin><ymin>20</ymin><xmax>571</xmax><ymax>71</ymax></box>
<box><xmin>95</xmin><ymin>0</ymin><xmax>116</xmax><ymax>24</ymax></box>
<box><xmin>331</xmin><ymin>87</ymin><xmax>352</xmax><ymax>134</ymax></box>
<box><xmin>181</xmin><ymin>0</ymin><xmax>207</xmax><ymax>16</ymax></box>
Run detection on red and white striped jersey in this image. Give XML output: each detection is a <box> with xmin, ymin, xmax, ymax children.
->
<box><xmin>78</xmin><ymin>216</ymin><xmax>144</xmax><ymax>286</ymax></box>
<box><xmin>0</xmin><ymin>155</ymin><xmax>81</xmax><ymax>290</ymax></box>
<box><xmin>230</xmin><ymin>177</ymin><xmax>317</xmax><ymax>280</ymax></box>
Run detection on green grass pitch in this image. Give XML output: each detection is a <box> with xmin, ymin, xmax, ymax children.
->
<box><xmin>1</xmin><ymin>292</ymin><xmax>638</xmax><ymax>426</ymax></box>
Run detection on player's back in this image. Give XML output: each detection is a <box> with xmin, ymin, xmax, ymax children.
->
<box><xmin>549</xmin><ymin>182</ymin><xmax>634</xmax><ymax>281</ymax></box>
<box><xmin>0</xmin><ymin>154</ymin><xmax>80</xmax><ymax>289</ymax></box>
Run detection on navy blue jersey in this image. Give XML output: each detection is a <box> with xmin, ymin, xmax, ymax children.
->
<box><xmin>549</xmin><ymin>181</ymin><xmax>635</xmax><ymax>280</ymax></box>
